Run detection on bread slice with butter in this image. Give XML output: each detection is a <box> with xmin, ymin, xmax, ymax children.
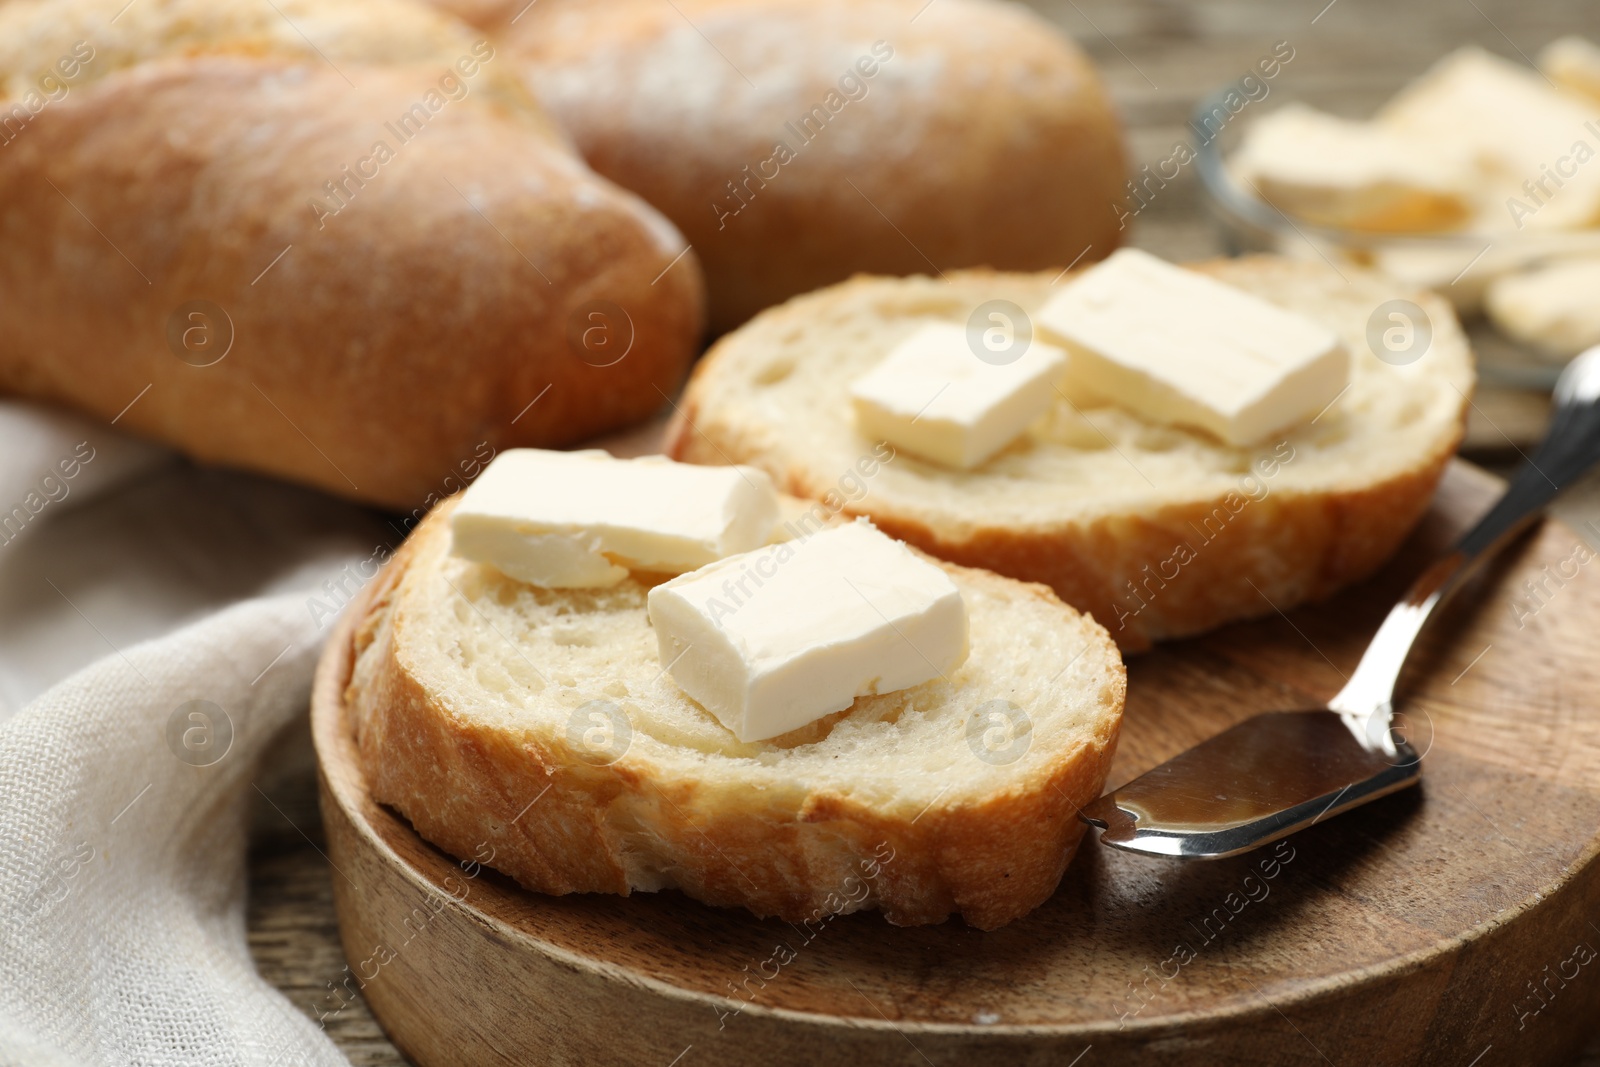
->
<box><xmin>344</xmin><ymin>499</ymin><xmax>1125</xmax><ymax>930</ymax></box>
<box><xmin>664</xmin><ymin>256</ymin><xmax>1474</xmax><ymax>651</ymax></box>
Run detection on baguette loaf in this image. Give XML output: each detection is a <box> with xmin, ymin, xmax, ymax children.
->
<box><xmin>0</xmin><ymin>0</ymin><xmax>704</xmax><ymax>510</ymax></box>
<box><xmin>343</xmin><ymin>499</ymin><xmax>1125</xmax><ymax>929</ymax></box>
<box><xmin>491</xmin><ymin>0</ymin><xmax>1127</xmax><ymax>332</ymax></box>
<box><xmin>665</xmin><ymin>256</ymin><xmax>1475</xmax><ymax>650</ymax></box>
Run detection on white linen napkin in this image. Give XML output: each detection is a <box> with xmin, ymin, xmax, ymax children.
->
<box><xmin>0</xmin><ymin>593</ymin><xmax>351</xmax><ymax>1067</ymax></box>
<box><xmin>0</xmin><ymin>399</ymin><xmax>389</xmax><ymax>1067</ymax></box>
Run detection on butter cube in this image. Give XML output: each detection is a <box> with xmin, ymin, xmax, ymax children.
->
<box><xmin>451</xmin><ymin>449</ymin><xmax>778</xmax><ymax>587</ymax></box>
<box><xmin>1035</xmin><ymin>249</ymin><xmax>1349</xmax><ymax>446</ymax></box>
<box><xmin>1231</xmin><ymin>103</ymin><xmax>1471</xmax><ymax>232</ymax></box>
<box><xmin>1378</xmin><ymin>47</ymin><xmax>1600</xmax><ymax>231</ymax></box>
<box><xmin>849</xmin><ymin>322</ymin><xmax>1068</xmax><ymax>469</ymax></box>
<box><xmin>647</xmin><ymin>521</ymin><xmax>969</xmax><ymax>743</ymax></box>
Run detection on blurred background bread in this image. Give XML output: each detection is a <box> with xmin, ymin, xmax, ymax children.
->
<box><xmin>0</xmin><ymin>0</ymin><xmax>705</xmax><ymax>510</ymax></box>
<box><xmin>462</xmin><ymin>0</ymin><xmax>1129</xmax><ymax>332</ymax></box>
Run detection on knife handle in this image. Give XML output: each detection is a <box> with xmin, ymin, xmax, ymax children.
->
<box><xmin>1328</xmin><ymin>344</ymin><xmax>1600</xmax><ymax>730</ymax></box>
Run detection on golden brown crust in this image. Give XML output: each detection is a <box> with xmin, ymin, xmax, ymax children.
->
<box><xmin>342</xmin><ymin>503</ymin><xmax>1125</xmax><ymax>929</ymax></box>
<box><xmin>835</xmin><ymin>446</ymin><xmax>1459</xmax><ymax>653</ymax></box>
<box><xmin>0</xmin><ymin>21</ymin><xmax>703</xmax><ymax>510</ymax></box>
<box><xmin>663</xmin><ymin>258</ymin><xmax>1472</xmax><ymax>651</ymax></box>
<box><xmin>498</xmin><ymin>0</ymin><xmax>1127</xmax><ymax>332</ymax></box>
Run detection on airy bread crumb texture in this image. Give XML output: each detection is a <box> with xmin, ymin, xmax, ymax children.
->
<box><xmin>667</xmin><ymin>256</ymin><xmax>1475</xmax><ymax>649</ymax></box>
<box><xmin>346</xmin><ymin>503</ymin><xmax>1125</xmax><ymax>929</ymax></box>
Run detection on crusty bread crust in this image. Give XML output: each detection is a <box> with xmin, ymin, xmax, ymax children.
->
<box><xmin>664</xmin><ymin>257</ymin><xmax>1474</xmax><ymax>650</ymax></box>
<box><xmin>495</xmin><ymin>0</ymin><xmax>1127</xmax><ymax>332</ymax></box>
<box><xmin>342</xmin><ymin>502</ymin><xmax>1126</xmax><ymax>929</ymax></box>
<box><xmin>0</xmin><ymin>0</ymin><xmax>703</xmax><ymax>510</ymax></box>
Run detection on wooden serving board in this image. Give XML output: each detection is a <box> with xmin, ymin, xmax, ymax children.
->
<box><xmin>313</xmin><ymin>461</ymin><xmax>1600</xmax><ymax>1067</ymax></box>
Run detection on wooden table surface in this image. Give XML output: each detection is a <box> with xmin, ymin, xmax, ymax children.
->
<box><xmin>245</xmin><ymin>0</ymin><xmax>1600</xmax><ymax>1062</ymax></box>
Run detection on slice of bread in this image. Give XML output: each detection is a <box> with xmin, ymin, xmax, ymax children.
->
<box><xmin>344</xmin><ymin>501</ymin><xmax>1125</xmax><ymax>929</ymax></box>
<box><xmin>665</xmin><ymin>256</ymin><xmax>1474</xmax><ymax>650</ymax></box>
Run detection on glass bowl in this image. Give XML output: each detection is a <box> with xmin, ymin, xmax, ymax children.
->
<box><xmin>1191</xmin><ymin>84</ymin><xmax>1600</xmax><ymax>390</ymax></box>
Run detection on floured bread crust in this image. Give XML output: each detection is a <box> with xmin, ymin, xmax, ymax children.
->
<box><xmin>0</xmin><ymin>0</ymin><xmax>703</xmax><ymax>509</ymax></box>
<box><xmin>493</xmin><ymin>0</ymin><xmax>1128</xmax><ymax>331</ymax></box>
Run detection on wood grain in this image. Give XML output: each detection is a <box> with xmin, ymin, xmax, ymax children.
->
<box><xmin>308</xmin><ymin>461</ymin><xmax>1600</xmax><ymax>1066</ymax></box>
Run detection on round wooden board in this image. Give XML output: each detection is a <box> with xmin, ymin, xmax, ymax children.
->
<box><xmin>313</xmin><ymin>461</ymin><xmax>1600</xmax><ymax>1067</ymax></box>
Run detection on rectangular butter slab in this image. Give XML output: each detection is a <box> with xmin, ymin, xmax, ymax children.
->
<box><xmin>1379</xmin><ymin>46</ymin><xmax>1600</xmax><ymax>231</ymax></box>
<box><xmin>1231</xmin><ymin>103</ymin><xmax>1470</xmax><ymax>232</ymax></box>
<box><xmin>1036</xmin><ymin>249</ymin><xmax>1349</xmax><ymax>446</ymax></box>
<box><xmin>647</xmin><ymin>521</ymin><xmax>968</xmax><ymax>743</ymax></box>
<box><xmin>849</xmin><ymin>322</ymin><xmax>1068</xmax><ymax>469</ymax></box>
<box><xmin>451</xmin><ymin>449</ymin><xmax>778</xmax><ymax>587</ymax></box>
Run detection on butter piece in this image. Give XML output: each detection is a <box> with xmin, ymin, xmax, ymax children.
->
<box><xmin>451</xmin><ymin>449</ymin><xmax>778</xmax><ymax>587</ymax></box>
<box><xmin>1378</xmin><ymin>47</ymin><xmax>1600</xmax><ymax>231</ymax></box>
<box><xmin>1231</xmin><ymin>103</ymin><xmax>1470</xmax><ymax>232</ymax></box>
<box><xmin>1541</xmin><ymin>36</ymin><xmax>1600</xmax><ymax>103</ymax></box>
<box><xmin>647</xmin><ymin>521</ymin><xmax>968</xmax><ymax>743</ymax></box>
<box><xmin>1035</xmin><ymin>249</ymin><xmax>1349</xmax><ymax>446</ymax></box>
<box><xmin>848</xmin><ymin>322</ymin><xmax>1068</xmax><ymax>469</ymax></box>
<box><xmin>1485</xmin><ymin>257</ymin><xmax>1600</xmax><ymax>360</ymax></box>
